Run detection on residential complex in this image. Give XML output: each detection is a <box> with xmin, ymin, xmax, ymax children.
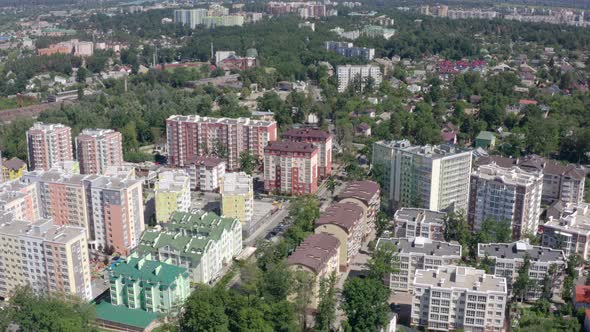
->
<box><xmin>154</xmin><ymin>170</ymin><xmax>191</xmax><ymax>223</ymax></box>
<box><xmin>75</xmin><ymin>129</ymin><xmax>123</xmax><ymax>175</ymax></box>
<box><xmin>315</xmin><ymin>202</ymin><xmax>364</xmax><ymax>270</ymax></box>
<box><xmin>372</xmin><ymin>140</ymin><xmax>472</xmax><ymax>212</ymax></box>
<box><xmin>337</xmin><ymin>65</ymin><xmax>382</xmax><ymax>92</ymax></box>
<box><xmin>0</xmin><ymin>179</ymin><xmax>39</xmax><ymax>222</ymax></box>
<box><xmin>282</xmin><ymin>128</ymin><xmax>333</xmax><ymax>178</ymax></box>
<box><xmin>108</xmin><ymin>253</ymin><xmax>191</xmax><ymax>313</ymax></box>
<box><xmin>174</xmin><ymin>9</ymin><xmax>208</xmax><ymax>29</ymax></box>
<box><xmin>287</xmin><ymin>233</ymin><xmax>340</xmax><ymax>308</ymax></box>
<box><xmin>541</xmin><ymin>202</ymin><xmax>590</xmax><ymax>259</ymax></box>
<box><xmin>136</xmin><ymin>210</ymin><xmax>242</xmax><ymax>284</ymax></box>
<box><xmin>0</xmin><ymin>218</ymin><xmax>92</xmax><ymax>300</ymax></box>
<box><xmin>476</xmin><ymin>155</ymin><xmax>586</xmax><ymax>205</ymax></box>
<box><xmin>478</xmin><ymin>241</ymin><xmax>566</xmax><ymax>301</ymax></box>
<box><xmin>220</xmin><ymin>172</ymin><xmax>254</xmax><ymax>226</ymax></box>
<box><xmin>379</xmin><ymin>237</ymin><xmax>461</xmax><ymax>291</ymax></box>
<box><xmin>469</xmin><ymin>163</ymin><xmax>543</xmax><ymax>240</ymax></box>
<box><xmin>187</xmin><ymin>156</ymin><xmax>226</xmax><ymax>191</ymax></box>
<box><xmin>166</xmin><ymin>115</ymin><xmax>277</xmax><ymax>170</ymax></box>
<box><xmin>26</xmin><ymin>122</ymin><xmax>73</xmax><ymax>171</ymax></box>
<box><xmin>263</xmin><ymin>141</ymin><xmax>319</xmax><ymax>195</ymax></box>
<box><xmin>267</xmin><ymin>1</ymin><xmax>328</xmax><ymax>19</ymax></box>
<box><xmin>325</xmin><ymin>41</ymin><xmax>375</xmax><ymax>60</ymax></box>
<box><xmin>411</xmin><ymin>266</ymin><xmax>508</xmax><ymax>332</ymax></box>
<box><xmin>393</xmin><ymin>208</ymin><xmax>446</xmax><ymax>241</ymax></box>
<box><xmin>336</xmin><ymin>180</ymin><xmax>380</xmax><ymax>236</ymax></box>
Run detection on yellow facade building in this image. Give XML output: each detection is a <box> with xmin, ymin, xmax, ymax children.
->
<box><xmin>220</xmin><ymin>172</ymin><xmax>253</xmax><ymax>226</ymax></box>
<box><xmin>154</xmin><ymin>170</ymin><xmax>191</xmax><ymax>223</ymax></box>
<box><xmin>2</xmin><ymin>157</ymin><xmax>27</xmax><ymax>181</ymax></box>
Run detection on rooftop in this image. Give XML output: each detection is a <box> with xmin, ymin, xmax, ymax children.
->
<box><xmin>264</xmin><ymin>141</ymin><xmax>318</xmax><ymax>154</ymax></box>
<box><xmin>109</xmin><ymin>254</ymin><xmax>188</xmax><ymax>286</ymax></box>
<box><xmin>95</xmin><ymin>301</ymin><xmax>158</xmax><ymax>329</ymax></box>
<box><xmin>414</xmin><ymin>266</ymin><xmax>507</xmax><ymax>293</ymax></box>
<box><xmin>374</xmin><ymin>140</ymin><xmax>472</xmax><ymax>159</ymax></box>
<box><xmin>337</xmin><ymin>181</ymin><xmax>380</xmax><ymax>206</ymax></box>
<box><xmin>472</xmin><ymin>163</ymin><xmax>542</xmax><ymax>187</ymax></box>
<box><xmin>221</xmin><ymin>172</ymin><xmax>252</xmax><ymax>195</ymax></box>
<box><xmin>0</xmin><ymin>217</ymin><xmax>85</xmax><ymax>244</ymax></box>
<box><xmin>476</xmin><ymin>155</ymin><xmax>586</xmax><ymax>180</ymax></box>
<box><xmin>287</xmin><ymin>233</ymin><xmax>340</xmax><ymax>274</ymax></box>
<box><xmin>3</xmin><ymin>157</ymin><xmax>26</xmax><ymax>171</ymax></box>
<box><xmin>478</xmin><ymin>241</ymin><xmax>565</xmax><ymax>263</ymax></box>
<box><xmin>575</xmin><ymin>285</ymin><xmax>590</xmax><ymax>304</ymax></box>
<box><xmin>544</xmin><ymin>202</ymin><xmax>590</xmax><ymax>235</ymax></box>
<box><xmin>282</xmin><ymin>127</ymin><xmax>332</xmax><ymax>140</ymax></box>
<box><xmin>476</xmin><ymin>131</ymin><xmax>496</xmax><ymax>140</ymax></box>
<box><xmin>315</xmin><ymin>202</ymin><xmax>363</xmax><ymax>233</ymax></box>
<box><xmin>192</xmin><ymin>156</ymin><xmax>225</xmax><ymax>168</ymax></box>
<box><xmin>155</xmin><ymin>170</ymin><xmax>190</xmax><ymax>192</ymax></box>
<box><xmin>167</xmin><ymin>114</ymin><xmax>275</xmax><ymax>127</ymax></box>
<box><xmin>77</xmin><ymin>128</ymin><xmax>118</xmax><ymax>139</ymax></box>
<box><xmin>394</xmin><ymin>208</ymin><xmax>445</xmax><ymax>224</ymax></box>
<box><xmin>378</xmin><ymin>237</ymin><xmax>462</xmax><ymax>257</ymax></box>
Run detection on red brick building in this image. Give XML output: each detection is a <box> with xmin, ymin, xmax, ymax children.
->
<box><xmin>282</xmin><ymin>128</ymin><xmax>332</xmax><ymax>178</ymax></box>
<box><xmin>263</xmin><ymin>141</ymin><xmax>318</xmax><ymax>195</ymax></box>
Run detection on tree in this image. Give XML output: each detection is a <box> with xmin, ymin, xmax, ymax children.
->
<box><xmin>326</xmin><ymin>176</ymin><xmax>336</xmax><ymax>196</ymax></box>
<box><xmin>443</xmin><ymin>211</ymin><xmax>470</xmax><ymax>248</ymax></box>
<box><xmin>367</xmin><ymin>240</ymin><xmax>399</xmax><ymax>282</ymax></box>
<box><xmin>239</xmin><ymin>151</ymin><xmax>256</xmax><ymax>175</ymax></box>
<box><xmin>341</xmin><ymin>277</ymin><xmax>390</xmax><ymax>331</ymax></box>
<box><xmin>292</xmin><ymin>271</ymin><xmax>314</xmax><ymax>329</ymax></box>
<box><xmin>315</xmin><ymin>273</ymin><xmax>337</xmax><ymax>332</ymax></box>
<box><xmin>180</xmin><ymin>287</ymin><xmax>230</xmax><ymax>332</ymax></box>
<box><xmin>76</xmin><ymin>67</ymin><xmax>88</xmax><ymax>83</ymax></box>
<box><xmin>513</xmin><ymin>254</ymin><xmax>532</xmax><ymax>302</ymax></box>
<box><xmin>375</xmin><ymin>211</ymin><xmax>390</xmax><ymax>237</ymax></box>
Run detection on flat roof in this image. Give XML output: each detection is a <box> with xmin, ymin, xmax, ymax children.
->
<box><xmin>378</xmin><ymin>237</ymin><xmax>461</xmax><ymax>257</ymax></box>
<box><xmin>167</xmin><ymin>115</ymin><xmax>275</xmax><ymax>127</ymax></box>
<box><xmin>478</xmin><ymin>241</ymin><xmax>565</xmax><ymax>263</ymax></box>
<box><xmin>394</xmin><ymin>208</ymin><xmax>445</xmax><ymax>224</ymax></box>
<box><xmin>414</xmin><ymin>266</ymin><xmax>507</xmax><ymax>293</ymax></box>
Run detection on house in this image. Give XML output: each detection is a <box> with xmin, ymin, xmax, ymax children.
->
<box><xmin>356</xmin><ymin>123</ymin><xmax>371</xmax><ymax>137</ymax></box>
<box><xmin>2</xmin><ymin>157</ymin><xmax>27</xmax><ymax>181</ymax></box>
<box><xmin>475</xmin><ymin>131</ymin><xmax>496</xmax><ymax>149</ymax></box>
<box><xmin>441</xmin><ymin>124</ymin><xmax>458</xmax><ymax>145</ymax></box>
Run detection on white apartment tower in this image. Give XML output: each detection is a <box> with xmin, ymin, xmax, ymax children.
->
<box><xmin>337</xmin><ymin>65</ymin><xmax>382</xmax><ymax>92</ymax></box>
<box><xmin>372</xmin><ymin>140</ymin><xmax>472</xmax><ymax>213</ymax></box>
<box><xmin>468</xmin><ymin>163</ymin><xmax>543</xmax><ymax>240</ymax></box>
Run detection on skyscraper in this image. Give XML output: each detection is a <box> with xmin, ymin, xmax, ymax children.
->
<box><xmin>26</xmin><ymin>122</ymin><xmax>73</xmax><ymax>171</ymax></box>
<box><xmin>76</xmin><ymin>129</ymin><xmax>123</xmax><ymax>175</ymax></box>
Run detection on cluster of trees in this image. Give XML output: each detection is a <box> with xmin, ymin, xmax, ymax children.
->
<box><xmin>0</xmin><ymin>287</ymin><xmax>96</xmax><ymax>331</ymax></box>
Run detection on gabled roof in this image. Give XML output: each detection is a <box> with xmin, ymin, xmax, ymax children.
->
<box><xmin>3</xmin><ymin>157</ymin><xmax>26</xmax><ymax>171</ymax></box>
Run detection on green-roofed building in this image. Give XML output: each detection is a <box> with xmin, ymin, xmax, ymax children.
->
<box><xmin>475</xmin><ymin>131</ymin><xmax>496</xmax><ymax>149</ymax></box>
<box><xmin>135</xmin><ymin>209</ymin><xmax>242</xmax><ymax>284</ymax></box>
<box><xmin>108</xmin><ymin>253</ymin><xmax>191</xmax><ymax>314</ymax></box>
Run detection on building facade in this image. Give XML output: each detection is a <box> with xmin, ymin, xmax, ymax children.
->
<box><xmin>337</xmin><ymin>65</ymin><xmax>382</xmax><ymax>92</ymax></box>
<box><xmin>336</xmin><ymin>181</ymin><xmax>380</xmax><ymax>237</ymax></box>
<box><xmin>0</xmin><ymin>180</ymin><xmax>40</xmax><ymax>222</ymax></box>
<box><xmin>412</xmin><ymin>266</ymin><xmax>508</xmax><ymax>332</ymax></box>
<box><xmin>108</xmin><ymin>253</ymin><xmax>191</xmax><ymax>313</ymax></box>
<box><xmin>76</xmin><ymin>129</ymin><xmax>123</xmax><ymax>175</ymax></box>
<box><xmin>26</xmin><ymin>122</ymin><xmax>73</xmax><ymax>171</ymax></box>
<box><xmin>0</xmin><ymin>217</ymin><xmax>92</xmax><ymax>300</ymax></box>
<box><xmin>478</xmin><ymin>241</ymin><xmax>566</xmax><ymax>301</ymax></box>
<box><xmin>314</xmin><ymin>202</ymin><xmax>364</xmax><ymax>269</ymax></box>
<box><xmin>469</xmin><ymin>163</ymin><xmax>543</xmax><ymax>240</ymax></box>
<box><xmin>136</xmin><ymin>210</ymin><xmax>242</xmax><ymax>284</ymax></box>
<box><xmin>166</xmin><ymin>115</ymin><xmax>277</xmax><ymax>170</ymax></box>
<box><xmin>154</xmin><ymin>170</ymin><xmax>191</xmax><ymax>223</ymax></box>
<box><xmin>394</xmin><ymin>208</ymin><xmax>446</xmax><ymax>241</ymax></box>
<box><xmin>220</xmin><ymin>172</ymin><xmax>253</xmax><ymax>226</ymax></box>
<box><xmin>263</xmin><ymin>141</ymin><xmax>319</xmax><ymax>195</ymax></box>
<box><xmin>372</xmin><ymin>140</ymin><xmax>472</xmax><ymax>213</ymax></box>
<box><xmin>282</xmin><ymin>128</ymin><xmax>333</xmax><ymax>179</ymax></box>
<box><xmin>187</xmin><ymin>156</ymin><xmax>226</xmax><ymax>191</ymax></box>
<box><xmin>287</xmin><ymin>233</ymin><xmax>340</xmax><ymax>309</ymax></box>
<box><xmin>378</xmin><ymin>237</ymin><xmax>461</xmax><ymax>291</ymax></box>
<box><xmin>541</xmin><ymin>202</ymin><xmax>590</xmax><ymax>259</ymax></box>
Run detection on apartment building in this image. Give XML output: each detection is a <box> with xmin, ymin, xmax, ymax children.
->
<box><xmin>287</xmin><ymin>233</ymin><xmax>340</xmax><ymax>308</ymax></box>
<box><xmin>187</xmin><ymin>156</ymin><xmax>226</xmax><ymax>191</ymax></box>
<box><xmin>76</xmin><ymin>129</ymin><xmax>123</xmax><ymax>175</ymax></box>
<box><xmin>282</xmin><ymin>128</ymin><xmax>333</xmax><ymax>178</ymax></box>
<box><xmin>315</xmin><ymin>202</ymin><xmax>364</xmax><ymax>270</ymax></box>
<box><xmin>372</xmin><ymin>140</ymin><xmax>472</xmax><ymax>213</ymax></box>
<box><xmin>0</xmin><ymin>217</ymin><xmax>92</xmax><ymax>300</ymax></box>
<box><xmin>469</xmin><ymin>163</ymin><xmax>543</xmax><ymax>240</ymax></box>
<box><xmin>263</xmin><ymin>141</ymin><xmax>319</xmax><ymax>195</ymax></box>
<box><xmin>412</xmin><ymin>266</ymin><xmax>508</xmax><ymax>332</ymax></box>
<box><xmin>136</xmin><ymin>210</ymin><xmax>242</xmax><ymax>284</ymax></box>
<box><xmin>336</xmin><ymin>181</ymin><xmax>380</xmax><ymax>236</ymax></box>
<box><xmin>173</xmin><ymin>9</ymin><xmax>208</xmax><ymax>29</ymax></box>
<box><xmin>378</xmin><ymin>237</ymin><xmax>461</xmax><ymax>291</ymax></box>
<box><xmin>394</xmin><ymin>208</ymin><xmax>446</xmax><ymax>241</ymax></box>
<box><xmin>337</xmin><ymin>65</ymin><xmax>382</xmax><ymax>92</ymax></box>
<box><xmin>26</xmin><ymin>122</ymin><xmax>73</xmax><ymax>171</ymax></box>
<box><xmin>84</xmin><ymin>175</ymin><xmax>144</xmax><ymax>255</ymax></box>
<box><xmin>476</xmin><ymin>155</ymin><xmax>586</xmax><ymax>205</ymax></box>
<box><xmin>108</xmin><ymin>253</ymin><xmax>191</xmax><ymax>313</ymax></box>
<box><xmin>325</xmin><ymin>41</ymin><xmax>375</xmax><ymax>61</ymax></box>
<box><xmin>22</xmin><ymin>170</ymin><xmax>90</xmax><ymax>235</ymax></box>
<box><xmin>478</xmin><ymin>241</ymin><xmax>566</xmax><ymax>301</ymax></box>
<box><xmin>541</xmin><ymin>202</ymin><xmax>590</xmax><ymax>259</ymax></box>
<box><xmin>154</xmin><ymin>170</ymin><xmax>191</xmax><ymax>223</ymax></box>
<box><xmin>267</xmin><ymin>1</ymin><xmax>327</xmax><ymax>18</ymax></box>
<box><xmin>0</xmin><ymin>180</ymin><xmax>39</xmax><ymax>222</ymax></box>
<box><xmin>166</xmin><ymin>115</ymin><xmax>277</xmax><ymax>170</ymax></box>
<box><xmin>221</xmin><ymin>172</ymin><xmax>253</xmax><ymax>226</ymax></box>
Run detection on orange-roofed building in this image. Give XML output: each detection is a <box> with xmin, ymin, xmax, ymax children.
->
<box><xmin>37</xmin><ymin>46</ymin><xmax>71</xmax><ymax>56</ymax></box>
